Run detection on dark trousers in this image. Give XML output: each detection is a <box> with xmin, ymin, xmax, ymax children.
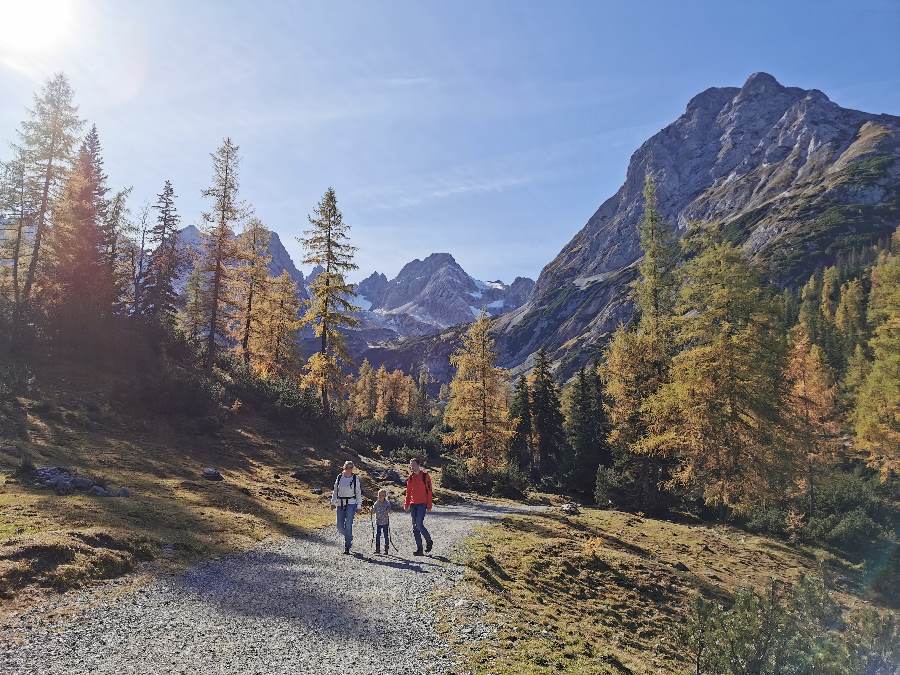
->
<box><xmin>409</xmin><ymin>503</ymin><xmax>432</xmax><ymax>550</ymax></box>
<box><xmin>376</xmin><ymin>524</ymin><xmax>389</xmax><ymax>549</ymax></box>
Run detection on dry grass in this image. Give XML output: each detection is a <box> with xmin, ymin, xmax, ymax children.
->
<box><xmin>452</xmin><ymin>508</ymin><xmax>891</xmax><ymax>674</ymax></box>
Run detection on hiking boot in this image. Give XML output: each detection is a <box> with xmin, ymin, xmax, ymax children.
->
<box><xmin>413</xmin><ymin>549</ymin><xmax>424</xmax><ymax>556</ymax></box>
<box><xmin>425</xmin><ymin>540</ymin><xmax>433</xmax><ymax>553</ymax></box>
<box><xmin>344</xmin><ymin>546</ymin><xmax>351</xmax><ymax>555</ymax></box>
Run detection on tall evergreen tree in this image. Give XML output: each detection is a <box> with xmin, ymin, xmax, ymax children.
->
<box><xmin>854</xmin><ymin>233</ymin><xmax>899</xmax><ymax>475</ymax></box>
<box><xmin>298</xmin><ymin>187</ymin><xmax>359</xmax><ymax>410</ymax></box>
<box><xmin>785</xmin><ymin>327</ymin><xmax>838</xmax><ymax>514</ymax></box>
<box><xmin>799</xmin><ymin>272</ymin><xmax>822</xmax><ymax>344</ymax></box>
<box><xmin>230</xmin><ymin>217</ymin><xmax>271</xmax><ymax>365</ymax></box>
<box><xmin>444</xmin><ymin>312</ymin><xmax>511</xmax><ymax>472</ymax></box>
<box><xmin>15</xmin><ymin>73</ymin><xmax>82</xmax><ymax>321</ymax></box>
<box><xmin>250</xmin><ymin>270</ymin><xmax>301</xmax><ymax>378</ymax></box>
<box><xmin>44</xmin><ymin>129</ymin><xmax>116</xmax><ymax>344</ymax></box>
<box><xmin>835</xmin><ymin>278</ymin><xmax>867</xmax><ymax>366</ymax></box>
<box><xmin>140</xmin><ymin>181</ymin><xmax>184</xmax><ymax>324</ymax></box>
<box><xmin>564</xmin><ymin>366</ymin><xmax>612</xmax><ymax>494</ymax></box>
<box><xmin>508</xmin><ymin>374</ymin><xmax>533</xmax><ymax>473</ymax></box>
<box><xmin>530</xmin><ymin>347</ymin><xmax>565</xmax><ymax>478</ymax></box>
<box><xmin>602</xmin><ymin>173</ymin><xmax>679</xmax><ymax>511</ymax></box>
<box><xmin>634</xmin><ymin>173</ymin><xmax>678</xmax><ymax>341</ymax></box>
<box><xmin>180</xmin><ymin>267</ymin><xmax>205</xmax><ymax>346</ymax></box>
<box><xmin>199</xmin><ymin>137</ymin><xmax>246</xmax><ymax>368</ymax></box>
<box><xmin>353</xmin><ymin>359</ymin><xmax>378</xmax><ymax>419</ymax></box>
<box><xmin>643</xmin><ymin>226</ymin><xmax>789</xmax><ymax>511</ymax></box>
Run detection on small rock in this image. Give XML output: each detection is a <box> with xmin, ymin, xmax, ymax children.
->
<box><xmin>673</xmin><ymin>561</ymin><xmax>689</xmax><ymax>572</ymax></box>
<box><xmin>202</xmin><ymin>468</ymin><xmax>223</xmax><ymax>481</ymax></box>
<box><xmin>310</xmin><ymin>487</ymin><xmax>323</xmax><ymax>495</ymax></box>
<box><xmin>239</xmin><ymin>487</ymin><xmax>251</xmax><ymax>495</ymax></box>
<box><xmin>290</xmin><ymin>469</ymin><xmax>304</xmax><ymax>480</ymax></box>
<box><xmin>54</xmin><ymin>478</ymin><xmax>73</xmax><ymax>495</ymax></box>
<box><xmin>117</xmin><ymin>487</ymin><xmax>131</xmax><ymax>497</ymax></box>
<box><xmin>273</xmin><ymin>473</ymin><xmax>280</xmax><ymax>479</ymax></box>
<box><xmin>560</xmin><ymin>502</ymin><xmax>581</xmax><ymax>515</ymax></box>
<box><xmin>72</xmin><ymin>476</ymin><xmax>94</xmax><ymax>491</ymax></box>
<box><xmin>88</xmin><ymin>485</ymin><xmax>110</xmax><ymax>497</ymax></box>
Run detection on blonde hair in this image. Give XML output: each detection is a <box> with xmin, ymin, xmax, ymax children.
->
<box><xmin>377</xmin><ymin>488</ymin><xmax>387</xmax><ymax>498</ymax></box>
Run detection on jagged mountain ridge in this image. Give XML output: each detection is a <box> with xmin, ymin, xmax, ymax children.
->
<box><xmin>363</xmin><ymin>72</ymin><xmax>900</xmax><ymax>382</ymax></box>
<box><xmin>175</xmin><ymin>226</ymin><xmax>534</xmax><ymax>352</ymax></box>
<box><xmin>356</xmin><ymin>252</ymin><xmax>535</xmax><ymax>328</ymax></box>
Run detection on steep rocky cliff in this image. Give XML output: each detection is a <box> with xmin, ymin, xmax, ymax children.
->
<box><xmin>366</xmin><ymin>73</ymin><xmax>900</xmax><ymax>381</ymax></box>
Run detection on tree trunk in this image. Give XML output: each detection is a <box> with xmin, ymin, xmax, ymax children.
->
<box><xmin>22</xmin><ymin>131</ymin><xmax>58</xmax><ymax>313</ymax></box>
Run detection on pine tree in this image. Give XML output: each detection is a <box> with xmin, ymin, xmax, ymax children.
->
<box><xmin>602</xmin><ymin>325</ymin><xmax>673</xmax><ymax>511</ymax></box>
<box><xmin>564</xmin><ymin>366</ymin><xmax>612</xmax><ymax>494</ymax></box>
<box><xmin>199</xmin><ymin>138</ymin><xmax>247</xmax><ymax>368</ymax></box>
<box><xmin>643</xmin><ymin>226</ymin><xmax>789</xmax><ymax>511</ymax></box>
<box><xmin>104</xmin><ymin>186</ymin><xmax>134</xmax><ymax>312</ymax></box>
<box><xmin>444</xmin><ymin>312</ymin><xmax>512</xmax><ymax>472</ymax></box>
<box><xmin>44</xmin><ymin>129</ymin><xmax>117</xmax><ymax>345</ymax></box>
<box><xmin>530</xmin><ymin>347</ymin><xmax>566</xmax><ymax>478</ymax></box>
<box><xmin>298</xmin><ymin>187</ymin><xmax>360</xmax><ymax>410</ymax></box>
<box><xmin>230</xmin><ymin>217</ymin><xmax>271</xmax><ymax>366</ymax></box>
<box><xmin>842</xmin><ymin>344</ymin><xmax>871</xmax><ymax>412</ymax></box>
<box><xmin>785</xmin><ymin>327</ymin><xmax>838</xmax><ymax>514</ymax></box>
<box><xmin>599</xmin><ymin>173</ymin><xmax>680</xmax><ymax>509</ymax></box>
<box><xmin>179</xmin><ymin>267</ymin><xmax>205</xmax><ymax>346</ymax></box>
<box><xmin>124</xmin><ymin>203</ymin><xmax>151</xmax><ymax>316</ymax></box>
<box><xmin>353</xmin><ymin>359</ymin><xmax>378</xmax><ymax>419</ymax></box>
<box><xmin>15</xmin><ymin>73</ymin><xmax>82</xmax><ymax>322</ymax></box>
<box><xmin>634</xmin><ymin>173</ymin><xmax>678</xmax><ymax>341</ymax></box>
<box><xmin>854</xmin><ymin>235</ymin><xmax>899</xmax><ymax>475</ymax></box>
<box><xmin>142</xmin><ymin>180</ymin><xmax>186</xmax><ymax>325</ymax></box>
<box><xmin>411</xmin><ymin>365</ymin><xmax>432</xmax><ymax>428</ymax></box>
<box><xmin>799</xmin><ymin>272</ymin><xmax>822</xmax><ymax>344</ymax></box>
<box><xmin>250</xmin><ymin>271</ymin><xmax>301</xmax><ymax>378</ymax></box>
<box><xmin>835</xmin><ymin>278</ymin><xmax>867</xmax><ymax>366</ymax></box>
<box><xmin>508</xmin><ymin>374</ymin><xmax>533</xmax><ymax>472</ymax></box>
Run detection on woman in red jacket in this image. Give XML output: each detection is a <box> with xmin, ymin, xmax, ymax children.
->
<box><xmin>404</xmin><ymin>457</ymin><xmax>434</xmax><ymax>556</ymax></box>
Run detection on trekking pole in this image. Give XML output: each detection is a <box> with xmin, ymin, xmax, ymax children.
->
<box><xmin>370</xmin><ymin>510</ymin><xmax>375</xmax><ymax>550</ymax></box>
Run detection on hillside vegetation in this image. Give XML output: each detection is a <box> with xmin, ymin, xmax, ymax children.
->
<box><xmin>451</xmin><ymin>509</ymin><xmax>898</xmax><ymax>674</ymax></box>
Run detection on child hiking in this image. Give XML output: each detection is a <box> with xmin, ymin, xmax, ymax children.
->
<box><xmin>404</xmin><ymin>457</ymin><xmax>434</xmax><ymax>556</ymax></box>
<box><xmin>373</xmin><ymin>488</ymin><xmax>391</xmax><ymax>554</ymax></box>
<box><xmin>331</xmin><ymin>460</ymin><xmax>363</xmax><ymax>554</ymax></box>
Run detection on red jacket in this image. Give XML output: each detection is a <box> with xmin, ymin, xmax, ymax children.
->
<box><xmin>405</xmin><ymin>470</ymin><xmax>433</xmax><ymax>509</ymax></box>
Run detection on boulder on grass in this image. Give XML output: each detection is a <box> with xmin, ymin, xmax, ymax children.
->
<box><xmin>88</xmin><ymin>485</ymin><xmax>110</xmax><ymax>497</ymax></box>
<box><xmin>202</xmin><ymin>467</ymin><xmax>224</xmax><ymax>481</ymax></box>
<box><xmin>560</xmin><ymin>502</ymin><xmax>581</xmax><ymax>516</ymax></box>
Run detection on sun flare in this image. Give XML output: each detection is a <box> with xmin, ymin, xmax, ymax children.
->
<box><xmin>0</xmin><ymin>0</ymin><xmax>73</xmax><ymax>55</ymax></box>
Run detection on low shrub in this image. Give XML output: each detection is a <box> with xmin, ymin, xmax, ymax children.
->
<box><xmin>678</xmin><ymin>577</ymin><xmax>899</xmax><ymax>674</ymax></box>
<box><xmin>742</xmin><ymin>470</ymin><xmax>894</xmax><ymax>554</ymax></box>
<box><xmin>440</xmin><ymin>459</ymin><xmax>528</xmax><ymax>499</ymax></box>
<box><xmin>349</xmin><ymin>418</ymin><xmax>443</xmax><ymax>459</ymax></box>
<box><xmin>137</xmin><ymin>369</ymin><xmax>224</xmax><ymax>417</ymax></box>
<box><xmin>227</xmin><ymin>365</ymin><xmax>322</xmax><ymax>423</ymax></box>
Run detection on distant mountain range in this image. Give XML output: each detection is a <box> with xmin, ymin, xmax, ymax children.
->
<box><xmin>364</xmin><ymin>72</ymin><xmax>900</xmax><ymax>382</ymax></box>
<box><xmin>174</xmin><ymin>226</ymin><xmax>534</xmax><ymax>353</ymax></box>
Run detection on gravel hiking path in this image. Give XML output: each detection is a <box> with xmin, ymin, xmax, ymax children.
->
<box><xmin>1</xmin><ymin>502</ymin><xmax>535</xmax><ymax>675</ymax></box>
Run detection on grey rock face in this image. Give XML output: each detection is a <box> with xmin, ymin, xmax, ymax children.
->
<box><xmin>493</xmin><ymin>72</ymin><xmax>900</xmax><ymax>380</ymax></box>
<box><xmin>364</xmin><ymin>73</ymin><xmax>899</xmax><ymax>384</ymax></box>
<box><xmin>202</xmin><ymin>468</ymin><xmax>223</xmax><ymax>481</ymax></box>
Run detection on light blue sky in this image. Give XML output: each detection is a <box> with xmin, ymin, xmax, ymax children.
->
<box><xmin>1</xmin><ymin>1</ymin><xmax>899</xmax><ymax>282</ymax></box>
